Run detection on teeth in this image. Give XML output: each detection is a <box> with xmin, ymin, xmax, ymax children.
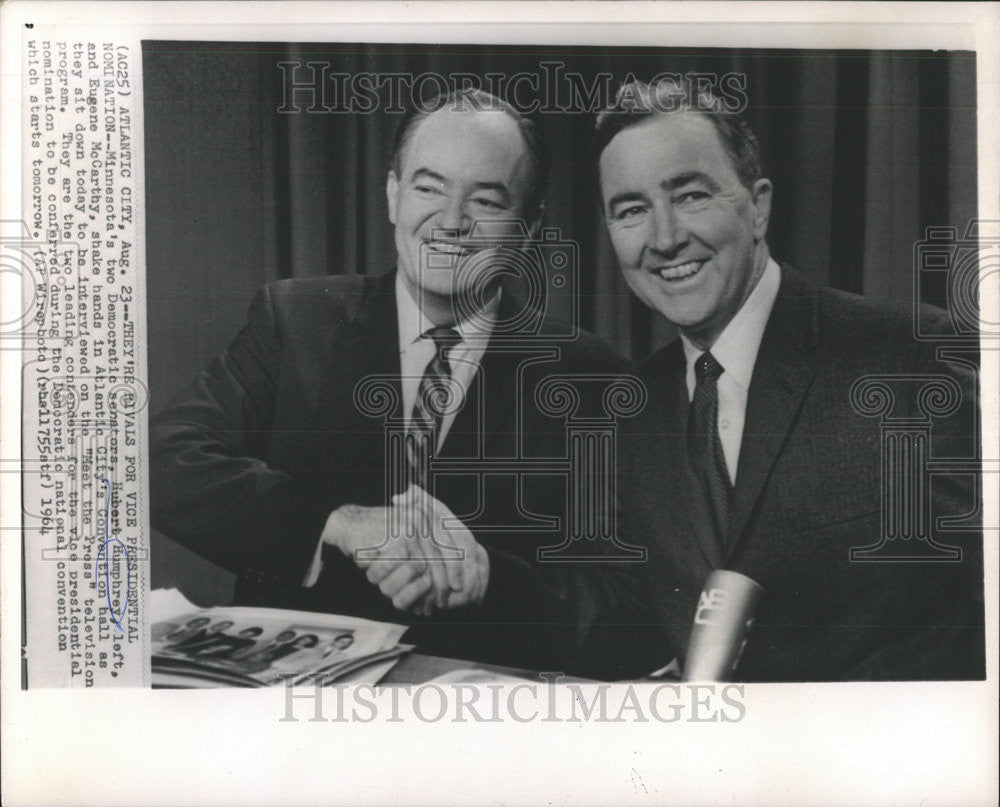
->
<box><xmin>427</xmin><ymin>241</ymin><xmax>467</xmax><ymax>255</ymax></box>
<box><xmin>658</xmin><ymin>261</ymin><xmax>703</xmax><ymax>280</ymax></box>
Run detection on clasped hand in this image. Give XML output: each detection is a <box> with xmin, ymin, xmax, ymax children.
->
<box><xmin>321</xmin><ymin>485</ymin><xmax>488</xmax><ymax>616</ymax></box>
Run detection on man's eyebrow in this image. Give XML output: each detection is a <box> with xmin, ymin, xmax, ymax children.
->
<box><xmin>606</xmin><ymin>172</ymin><xmax>722</xmax><ymax>210</ymax></box>
<box><xmin>662</xmin><ymin>171</ymin><xmax>720</xmax><ymax>192</ymax></box>
<box><xmin>470</xmin><ymin>181</ymin><xmax>512</xmax><ymax>200</ymax></box>
<box><xmin>408</xmin><ymin>172</ymin><xmax>511</xmax><ymax>198</ymax></box>
<box><xmin>606</xmin><ymin>190</ymin><xmax>647</xmax><ymax>211</ymax></box>
<box><xmin>410</xmin><ymin>167</ymin><xmax>447</xmax><ymax>184</ymax></box>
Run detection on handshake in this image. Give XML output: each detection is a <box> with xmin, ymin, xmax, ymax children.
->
<box><xmin>320</xmin><ymin>485</ymin><xmax>490</xmax><ymax>617</ymax></box>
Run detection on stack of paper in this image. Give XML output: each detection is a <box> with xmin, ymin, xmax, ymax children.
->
<box><xmin>150</xmin><ymin>589</ymin><xmax>410</xmax><ymax>688</ymax></box>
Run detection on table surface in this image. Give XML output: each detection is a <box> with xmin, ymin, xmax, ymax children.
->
<box><xmin>379</xmin><ymin>652</ymin><xmax>596</xmax><ymax>684</ymax></box>
<box><xmin>379</xmin><ymin>652</ymin><xmax>538</xmax><ymax>684</ymax></box>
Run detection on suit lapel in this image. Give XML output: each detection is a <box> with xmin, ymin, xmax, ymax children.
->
<box><xmin>725</xmin><ymin>266</ymin><xmax>820</xmax><ymax>561</ymax></box>
<box><xmin>315</xmin><ymin>270</ymin><xmax>402</xmax><ymax>435</ymax></box>
<box><xmin>349</xmin><ymin>269</ymin><xmax>401</xmax><ymax>378</ymax></box>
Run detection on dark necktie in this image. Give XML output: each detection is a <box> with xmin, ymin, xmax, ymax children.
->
<box><xmin>405</xmin><ymin>326</ymin><xmax>462</xmax><ymax>490</ymax></box>
<box><xmin>688</xmin><ymin>351</ymin><xmax>732</xmax><ymax>560</ymax></box>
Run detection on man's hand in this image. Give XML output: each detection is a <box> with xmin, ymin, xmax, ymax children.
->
<box><xmin>320</xmin><ymin>501</ymin><xmax>433</xmax><ymax>612</ymax></box>
<box><xmin>389</xmin><ymin>486</ymin><xmax>490</xmax><ymax>613</ymax></box>
<box><xmin>320</xmin><ymin>489</ymin><xmax>488</xmax><ymax>615</ymax></box>
<box><xmin>320</xmin><ymin>488</ymin><xmax>489</xmax><ymax>616</ymax></box>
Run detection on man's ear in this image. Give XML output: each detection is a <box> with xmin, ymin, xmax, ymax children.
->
<box><xmin>750</xmin><ymin>179</ymin><xmax>772</xmax><ymax>241</ymax></box>
<box><xmin>386</xmin><ymin>171</ymin><xmax>400</xmax><ymax>225</ymax></box>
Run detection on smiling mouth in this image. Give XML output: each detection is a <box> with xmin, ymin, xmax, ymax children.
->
<box><xmin>425</xmin><ymin>240</ymin><xmax>473</xmax><ymax>257</ymax></box>
<box><xmin>654</xmin><ymin>260</ymin><xmax>706</xmax><ymax>281</ymax></box>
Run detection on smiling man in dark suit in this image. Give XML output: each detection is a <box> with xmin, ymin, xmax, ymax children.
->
<box><xmin>150</xmin><ymin>88</ymin><xmax>644</xmax><ymax>678</ymax></box>
<box><xmin>595</xmin><ymin>79</ymin><xmax>984</xmax><ymax>681</ymax></box>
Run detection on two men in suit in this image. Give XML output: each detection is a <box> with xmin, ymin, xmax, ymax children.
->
<box><xmin>150</xmin><ymin>89</ymin><xmax>644</xmax><ymax>677</ymax></box>
<box><xmin>154</xmin><ymin>77</ymin><xmax>984</xmax><ymax>682</ymax></box>
<box><xmin>595</xmin><ymin>80</ymin><xmax>984</xmax><ymax>681</ymax></box>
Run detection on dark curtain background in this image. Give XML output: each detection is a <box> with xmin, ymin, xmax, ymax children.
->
<box><xmin>142</xmin><ymin>42</ymin><xmax>978</xmax><ymax>602</ymax></box>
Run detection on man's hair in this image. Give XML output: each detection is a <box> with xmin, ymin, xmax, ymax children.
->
<box><xmin>390</xmin><ymin>87</ymin><xmax>551</xmax><ymax>216</ymax></box>
<box><xmin>593</xmin><ymin>78</ymin><xmax>763</xmax><ymax>190</ymax></box>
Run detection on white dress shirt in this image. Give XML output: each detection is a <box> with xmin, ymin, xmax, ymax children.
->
<box><xmin>303</xmin><ymin>274</ymin><xmax>498</xmax><ymax>587</ymax></box>
<box><xmin>681</xmin><ymin>258</ymin><xmax>781</xmax><ymax>485</ymax></box>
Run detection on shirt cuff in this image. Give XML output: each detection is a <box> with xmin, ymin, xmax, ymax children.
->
<box><xmin>301</xmin><ymin>534</ymin><xmax>327</xmax><ymax>588</ymax></box>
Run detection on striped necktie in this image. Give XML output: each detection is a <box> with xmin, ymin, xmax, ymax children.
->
<box><xmin>688</xmin><ymin>351</ymin><xmax>732</xmax><ymax>561</ymax></box>
<box><xmin>405</xmin><ymin>326</ymin><xmax>462</xmax><ymax>490</ymax></box>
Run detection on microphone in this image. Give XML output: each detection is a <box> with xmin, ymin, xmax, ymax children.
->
<box><xmin>682</xmin><ymin>570</ymin><xmax>764</xmax><ymax>682</ymax></box>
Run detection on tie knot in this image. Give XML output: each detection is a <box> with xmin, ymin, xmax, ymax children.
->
<box><xmin>424</xmin><ymin>326</ymin><xmax>462</xmax><ymax>357</ymax></box>
<box><xmin>694</xmin><ymin>351</ymin><xmax>723</xmax><ymax>383</ymax></box>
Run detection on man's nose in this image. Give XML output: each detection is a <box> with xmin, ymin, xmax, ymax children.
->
<box><xmin>436</xmin><ymin>196</ymin><xmax>472</xmax><ymax>234</ymax></box>
<box><xmin>650</xmin><ymin>203</ymin><xmax>686</xmax><ymax>256</ymax></box>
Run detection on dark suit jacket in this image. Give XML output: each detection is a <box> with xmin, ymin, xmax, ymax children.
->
<box><xmin>618</xmin><ymin>265</ymin><xmax>985</xmax><ymax>681</ymax></box>
<box><xmin>150</xmin><ymin>271</ymin><xmax>649</xmax><ymax>678</ymax></box>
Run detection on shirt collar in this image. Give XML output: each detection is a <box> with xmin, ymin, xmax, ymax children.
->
<box><xmin>681</xmin><ymin>258</ymin><xmax>781</xmax><ymax>391</ymax></box>
<box><xmin>395</xmin><ymin>271</ymin><xmax>500</xmax><ymax>352</ymax></box>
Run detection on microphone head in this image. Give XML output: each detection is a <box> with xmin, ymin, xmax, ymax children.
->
<box><xmin>682</xmin><ymin>570</ymin><xmax>764</xmax><ymax>682</ymax></box>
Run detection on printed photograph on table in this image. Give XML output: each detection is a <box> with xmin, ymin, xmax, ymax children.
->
<box><xmin>149</xmin><ymin>591</ymin><xmax>407</xmax><ymax>687</ymax></box>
